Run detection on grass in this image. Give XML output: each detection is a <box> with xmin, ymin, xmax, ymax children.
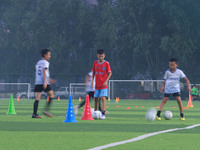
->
<box><xmin>0</xmin><ymin>98</ymin><xmax>200</xmax><ymax>150</ymax></box>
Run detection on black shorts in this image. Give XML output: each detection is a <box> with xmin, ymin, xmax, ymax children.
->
<box><xmin>34</xmin><ymin>85</ymin><xmax>52</xmax><ymax>93</ymax></box>
<box><xmin>164</xmin><ymin>92</ymin><xmax>180</xmax><ymax>98</ymax></box>
<box><xmin>87</xmin><ymin>91</ymin><xmax>94</xmax><ymax>99</ymax></box>
<box><xmin>192</xmin><ymin>94</ymin><xmax>198</xmax><ymax>97</ymax></box>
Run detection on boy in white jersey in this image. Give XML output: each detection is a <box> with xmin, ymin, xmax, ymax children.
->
<box><xmin>32</xmin><ymin>49</ymin><xmax>56</xmax><ymax>118</ymax></box>
<box><xmin>74</xmin><ymin>71</ymin><xmax>102</xmax><ymax>115</ymax></box>
<box><xmin>157</xmin><ymin>58</ymin><xmax>192</xmax><ymax>121</ymax></box>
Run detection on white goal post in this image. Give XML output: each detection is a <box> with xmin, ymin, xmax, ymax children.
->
<box><xmin>0</xmin><ymin>83</ymin><xmax>31</xmax><ymax>99</ymax></box>
<box><xmin>69</xmin><ymin>83</ymin><xmax>86</xmax><ymax>99</ymax></box>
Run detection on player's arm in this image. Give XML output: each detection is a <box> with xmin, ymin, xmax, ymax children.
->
<box><xmin>91</xmin><ymin>72</ymin><xmax>95</xmax><ymax>88</ymax></box>
<box><xmin>43</xmin><ymin>68</ymin><xmax>47</xmax><ymax>89</ymax></box>
<box><xmin>85</xmin><ymin>74</ymin><xmax>90</xmax><ymax>86</ymax></box>
<box><xmin>91</xmin><ymin>62</ymin><xmax>96</xmax><ymax>88</ymax></box>
<box><xmin>184</xmin><ymin>77</ymin><xmax>192</xmax><ymax>92</ymax></box>
<box><xmin>49</xmin><ymin>78</ymin><xmax>56</xmax><ymax>85</ymax></box>
<box><xmin>160</xmin><ymin>81</ymin><xmax>166</xmax><ymax>93</ymax></box>
<box><xmin>103</xmin><ymin>72</ymin><xmax>112</xmax><ymax>88</ymax></box>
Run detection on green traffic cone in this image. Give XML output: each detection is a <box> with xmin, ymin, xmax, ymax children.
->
<box><xmin>6</xmin><ymin>94</ymin><xmax>17</xmax><ymax>115</ymax></box>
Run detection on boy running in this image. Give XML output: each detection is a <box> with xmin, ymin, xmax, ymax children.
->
<box><xmin>157</xmin><ymin>58</ymin><xmax>192</xmax><ymax>121</ymax></box>
<box><xmin>32</xmin><ymin>49</ymin><xmax>56</xmax><ymax>118</ymax></box>
<box><xmin>91</xmin><ymin>49</ymin><xmax>112</xmax><ymax>120</ymax></box>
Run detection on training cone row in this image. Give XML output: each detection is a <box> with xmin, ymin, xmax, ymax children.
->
<box><xmin>187</xmin><ymin>94</ymin><xmax>193</xmax><ymax>108</ymax></box>
<box><xmin>81</xmin><ymin>94</ymin><xmax>93</xmax><ymax>120</ymax></box>
<box><xmin>63</xmin><ymin>95</ymin><xmax>78</xmax><ymax>123</ymax></box>
<box><xmin>7</xmin><ymin>94</ymin><xmax>17</xmax><ymax>115</ymax></box>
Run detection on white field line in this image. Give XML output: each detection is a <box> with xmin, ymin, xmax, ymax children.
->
<box><xmin>88</xmin><ymin>124</ymin><xmax>200</xmax><ymax>150</ymax></box>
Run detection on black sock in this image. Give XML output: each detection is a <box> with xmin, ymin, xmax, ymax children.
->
<box><xmin>78</xmin><ymin>101</ymin><xmax>86</xmax><ymax>108</ymax></box>
<box><xmin>101</xmin><ymin>110</ymin><xmax>105</xmax><ymax>115</ymax></box>
<box><xmin>157</xmin><ymin>110</ymin><xmax>161</xmax><ymax>117</ymax></box>
<box><xmin>99</xmin><ymin>106</ymin><xmax>102</xmax><ymax>111</ymax></box>
<box><xmin>99</xmin><ymin>100</ymin><xmax>101</xmax><ymax>111</ymax></box>
<box><xmin>45</xmin><ymin>97</ymin><xmax>53</xmax><ymax>111</ymax></box>
<box><xmin>180</xmin><ymin>112</ymin><xmax>184</xmax><ymax>118</ymax></box>
<box><xmin>33</xmin><ymin>100</ymin><xmax>39</xmax><ymax>115</ymax></box>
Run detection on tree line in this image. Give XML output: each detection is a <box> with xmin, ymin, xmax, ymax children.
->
<box><xmin>0</xmin><ymin>0</ymin><xmax>200</xmax><ymax>85</ymax></box>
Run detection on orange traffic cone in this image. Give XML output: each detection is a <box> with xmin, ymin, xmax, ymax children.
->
<box><xmin>17</xmin><ymin>96</ymin><xmax>20</xmax><ymax>101</ymax></box>
<box><xmin>108</xmin><ymin>97</ymin><xmax>110</xmax><ymax>102</ymax></box>
<box><xmin>58</xmin><ymin>96</ymin><xmax>60</xmax><ymax>101</ymax></box>
<box><xmin>81</xmin><ymin>94</ymin><xmax>93</xmax><ymax>120</ymax></box>
<box><xmin>47</xmin><ymin>97</ymin><xmax>49</xmax><ymax>102</ymax></box>
<box><xmin>115</xmin><ymin>97</ymin><xmax>118</xmax><ymax>102</ymax></box>
<box><xmin>79</xmin><ymin>97</ymin><xmax>81</xmax><ymax>102</ymax></box>
<box><xmin>117</xmin><ymin>97</ymin><xmax>120</xmax><ymax>102</ymax></box>
<box><xmin>187</xmin><ymin>94</ymin><xmax>193</xmax><ymax>107</ymax></box>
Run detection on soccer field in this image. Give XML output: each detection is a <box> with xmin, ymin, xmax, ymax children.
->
<box><xmin>0</xmin><ymin>98</ymin><xmax>200</xmax><ymax>150</ymax></box>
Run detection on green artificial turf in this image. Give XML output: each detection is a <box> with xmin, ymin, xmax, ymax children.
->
<box><xmin>0</xmin><ymin>98</ymin><xmax>200</xmax><ymax>150</ymax></box>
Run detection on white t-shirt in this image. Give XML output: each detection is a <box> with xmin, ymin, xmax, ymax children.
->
<box><xmin>35</xmin><ymin>59</ymin><xmax>50</xmax><ymax>85</ymax></box>
<box><xmin>164</xmin><ymin>69</ymin><xmax>186</xmax><ymax>94</ymax></box>
<box><xmin>85</xmin><ymin>71</ymin><xmax>95</xmax><ymax>92</ymax></box>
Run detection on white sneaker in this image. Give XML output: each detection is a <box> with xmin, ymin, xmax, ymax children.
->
<box><xmin>101</xmin><ymin>114</ymin><xmax>106</xmax><ymax>120</ymax></box>
<box><xmin>74</xmin><ymin>105</ymin><xmax>79</xmax><ymax>116</ymax></box>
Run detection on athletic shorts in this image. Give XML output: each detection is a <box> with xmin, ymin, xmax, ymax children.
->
<box><xmin>164</xmin><ymin>92</ymin><xmax>180</xmax><ymax>98</ymax></box>
<box><xmin>94</xmin><ymin>89</ymin><xmax>108</xmax><ymax>98</ymax></box>
<box><xmin>87</xmin><ymin>91</ymin><xmax>94</xmax><ymax>99</ymax></box>
<box><xmin>34</xmin><ymin>85</ymin><xmax>52</xmax><ymax>93</ymax></box>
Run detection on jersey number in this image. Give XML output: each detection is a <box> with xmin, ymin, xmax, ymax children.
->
<box><xmin>38</xmin><ymin>66</ymin><xmax>42</xmax><ymax>75</ymax></box>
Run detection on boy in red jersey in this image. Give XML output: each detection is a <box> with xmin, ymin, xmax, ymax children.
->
<box><xmin>91</xmin><ymin>49</ymin><xmax>112</xmax><ymax>119</ymax></box>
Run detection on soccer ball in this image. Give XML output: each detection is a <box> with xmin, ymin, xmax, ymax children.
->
<box><xmin>163</xmin><ymin>111</ymin><xmax>173</xmax><ymax>120</ymax></box>
<box><xmin>145</xmin><ymin>108</ymin><xmax>157</xmax><ymax>121</ymax></box>
<box><xmin>93</xmin><ymin>110</ymin><xmax>102</xmax><ymax>119</ymax></box>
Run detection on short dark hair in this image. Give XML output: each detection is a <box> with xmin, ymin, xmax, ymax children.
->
<box><xmin>41</xmin><ymin>49</ymin><xmax>50</xmax><ymax>57</ymax></box>
<box><xmin>97</xmin><ymin>49</ymin><xmax>105</xmax><ymax>54</ymax></box>
<box><xmin>169</xmin><ymin>58</ymin><xmax>178</xmax><ymax>64</ymax></box>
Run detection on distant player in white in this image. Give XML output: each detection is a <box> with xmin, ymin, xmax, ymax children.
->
<box><xmin>157</xmin><ymin>58</ymin><xmax>192</xmax><ymax>121</ymax></box>
<box><xmin>32</xmin><ymin>49</ymin><xmax>56</xmax><ymax>118</ymax></box>
<box><xmin>74</xmin><ymin>71</ymin><xmax>103</xmax><ymax>115</ymax></box>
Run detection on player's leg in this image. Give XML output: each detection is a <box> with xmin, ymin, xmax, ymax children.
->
<box><xmin>32</xmin><ymin>85</ymin><xmax>42</xmax><ymax>118</ymax></box>
<box><xmin>43</xmin><ymin>85</ymin><xmax>54</xmax><ymax>117</ymax></box>
<box><xmin>157</xmin><ymin>94</ymin><xmax>169</xmax><ymax>120</ymax></box>
<box><xmin>74</xmin><ymin>92</ymin><xmax>93</xmax><ymax>115</ymax></box>
<box><xmin>95</xmin><ymin>97</ymin><xmax>99</xmax><ymax>110</ymax></box>
<box><xmin>101</xmin><ymin>96</ymin><xmax>106</xmax><ymax>119</ymax></box>
<box><xmin>175</xmin><ymin>95</ymin><xmax>185</xmax><ymax>120</ymax></box>
<box><xmin>94</xmin><ymin>90</ymin><xmax>100</xmax><ymax>110</ymax></box>
<box><xmin>100</xmin><ymin>89</ymin><xmax>108</xmax><ymax>119</ymax></box>
<box><xmin>74</xmin><ymin>100</ymin><xmax>85</xmax><ymax>116</ymax></box>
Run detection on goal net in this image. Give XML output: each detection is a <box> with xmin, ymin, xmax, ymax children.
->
<box><xmin>0</xmin><ymin>83</ymin><xmax>31</xmax><ymax>99</ymax></box>
<box><xmin>69</xmin><ymin>83</ymin><xmax>86</xmax><ymax>99</ymax></box>
<box><xmin>108</xmin><ymin>80</ymin><xmax>165</xmax><ymax>100</ymax></box>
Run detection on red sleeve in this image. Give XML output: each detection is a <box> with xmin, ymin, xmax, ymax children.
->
<box><xmin>107</xmin><ymin>62</ymin><xmax>111</xmax><ymax>72</ymax></box>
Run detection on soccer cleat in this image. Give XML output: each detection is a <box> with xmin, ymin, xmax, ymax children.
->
<box><xmin>43</xmin><ymin>111</ymin><xmax>54</xmax><ymax>117</ymax></box>
<box><xmin>156</xmin><ymin>117</ymin><xmax>161</xmax><ymax>121</ymax></box>
<box><xmin>181</xmin><ymin>117</ymin><xmax>185</xmax><ymax>121</ymax></box>
<box><xmin>74</xmin><ymin>105</ymin><xmax>79</xmax><ymax>116</ymax></box>
<box><xmin>32</xmin><ymin>114</ymin><xmax>41</xmax><ymax>118</ymax></box>
<box><xmin>101</xmin><ymin>114</ymin><xmax>106</xmax><ymax>120</ymax></box>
